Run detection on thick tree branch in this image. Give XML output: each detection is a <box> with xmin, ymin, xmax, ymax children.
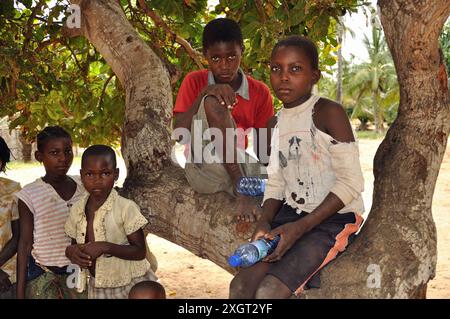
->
<box><xmin>128</xmin><ymin>7</ymin><xmax>182</xmax><ymax>86</ymax></box>
<box><xmin>121</xmin><ymin>165</ymin><xmax>254</xmax><ymax>274</ymax></box>
<box><xmin>62</xmin><ymin>24</ymin><xmax>84</xmax><ymax>38</ymax></box>
<box><xmin>136</xmin><ymin>0</ymin><xmax>203</xmax><ymax>69</ymax></box>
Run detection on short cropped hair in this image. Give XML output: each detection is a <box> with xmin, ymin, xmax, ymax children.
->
<box><xmin>81</xmin><ymin>144</ymin><xmax>117</xmax><ymax>168</ymax></box>
<box><xmin>36</xmin><ymin>126</ymin><xmax>72</xmax><ymax>151</ymax></box>
<box><xmin>0</xmin><ymin>136</ymin><xmax>11</xmax><ymax>172</ymax></box>
<box><xmin>272</xmin><ymin>35</ymin><xmax>319</xmax><ymax>70</ymax></box>
<box><xmin>128</xmin><ymin>281</ymin><xmax>166</xmax><ymax>299</ymax></box>
<box><xmin>202</xmin><ymin>18</ymin><xmax>244</xmax><ymax>52</ymax></box>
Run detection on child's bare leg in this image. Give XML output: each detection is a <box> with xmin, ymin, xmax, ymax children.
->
<box><xmin>204</xmin><ymin>97</ymin><xmax>258</xmax><ymax>222</ymax></box>
<box><xmin>229</xmin><ymin>262</ymin><xmax>270</xmax><ymax>299</ymax></box>
<box><xmin>255</xmin><ymin>275</ymin><xmax>292</xmax><ymax>299</ymax></box>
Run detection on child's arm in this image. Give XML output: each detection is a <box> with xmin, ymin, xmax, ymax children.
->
<box><xmin>253</xmin><ymin>124</ymin><xmax>286</xmax><ymax>240</ymax></box>
<box><xmin>0</xmin><ymin>220</ymin><xmax>19</xmax><ymax>268</ymax></box>
<box><xmin>16</xmin><ymin>200</ymin><xmax>34</xmax><ymax>299</ymax></box>
<box><xmin>82</xmin><ymin>228</ymin><xmax>146</xmax><ymax>261</ymax></box>
<box><xmin>0</xmin><ymin>220</ymin><xmax>18</xmax><ymax>290</ymax></box>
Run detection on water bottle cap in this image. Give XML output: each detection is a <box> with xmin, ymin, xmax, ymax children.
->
<box><xmin>228</xmin><ymin>254</ymin><xmax>242</xmax><ymax>268</ymax></box>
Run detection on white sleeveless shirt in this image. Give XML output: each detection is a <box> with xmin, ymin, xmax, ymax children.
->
<box><xmin>263</xmin><ymin>95</ymin><xmax>365</xmax><ymax>215</ymax></box>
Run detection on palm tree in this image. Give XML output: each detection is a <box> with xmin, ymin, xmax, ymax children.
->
<box><xmin>346</xmin><ymin>24</ymin><xmax>399</xmax><ymax>133</ymax></box>
<box><xmin>336</xmin><ymin>18</ymin><xmax>355</xmax><ymax>105</ymax></box>
<box><xmin>336</xmin><ymin>20</ymin><xmax>344</xmax><ymax>105</ymax></box>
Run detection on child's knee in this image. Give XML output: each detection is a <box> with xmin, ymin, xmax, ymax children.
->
<box><xmin>229</xmin><ymin>275</ymin><xmax>249</xmax><ymax>298</ymax></box>
<box><xmin>255</xmin><ymin>275</ymin><xmax>291</xmax><ymax>299</ymax></box>
<box><xmin>254</xmin><ymin>282</ymin><xmax>278</xmax><ymax>299</ymax></box>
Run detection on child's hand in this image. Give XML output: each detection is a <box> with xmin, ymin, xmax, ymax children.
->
<box><xmin>66</xmin><ymin>244</ymin><xmax>92</xmax><ymax>268</ymax></box>
<box><xmin>204</xmin><ymin>84</ymin><xmax>237</xmax><ymax>109</ymax></box>
<box><xmin>263</xmin><ymin>220</ymin><xmax>308</xmax><ymax>262</ymax></box>
<box><xmin>0</xmin><ymin>269</ymin><xmax>12</xmax><ymax>293</ymax></box>
<box><xmin>82</xmin><ymin>242</ymin><xmax>108</xmax><ymax>260</ymax></box>
<box><xmin>251</xmin><ymin>219</ymin><xmax>271</xmax><ymax>241</ymax></box>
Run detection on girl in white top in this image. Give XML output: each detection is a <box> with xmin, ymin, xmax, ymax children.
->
<box><xmin>229</xmin><ymin>36</ymin><xmax>365</xmax><ymax>299</ymax></box>
<box><xmin>16</xmin><ymin>126</ymin><xmax>86</xmax><ymax>299</ymax></box>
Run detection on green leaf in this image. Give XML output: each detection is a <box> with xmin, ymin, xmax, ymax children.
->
<box><xmin>9</xmin><ymin>115</ymin><xmax>27</xmax><ymax>129</ymax></box>
<box><xmin>0</xmin><ymin>0</ymin><xmax>15</xmax><ymax>17</ymax></box>
<box><xmin>241</xmin><ymin>21</ymin><xmax>260</xmax><ymax>38</ymax></box>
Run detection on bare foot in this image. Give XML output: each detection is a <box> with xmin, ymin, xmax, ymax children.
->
<box><xmin>235</xmin><ymin>220</ymin><xmax>252</xmax><ymax>234</ymax></box>
<box><xmin>235</xmin><ymin>195</ymin><xmax>262</xmax><ymax>223</ymax></box>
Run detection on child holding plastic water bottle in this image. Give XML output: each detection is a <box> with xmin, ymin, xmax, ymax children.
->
<box><xmin>229</xmin><ymin>36</ymin><xmax>365</xmax><ymax>299</ymax></box>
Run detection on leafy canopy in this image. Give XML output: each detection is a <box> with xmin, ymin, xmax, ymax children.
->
<box><xmin>0</xmin><ymin>0</ymin><xmax>362</xmax><ymax>146</ymax></box>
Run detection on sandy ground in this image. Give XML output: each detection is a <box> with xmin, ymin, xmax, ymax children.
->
<box><xmin>5</xmin><ymin>139</ymin><xmax>449</xmax><ymax>298</ymax></box>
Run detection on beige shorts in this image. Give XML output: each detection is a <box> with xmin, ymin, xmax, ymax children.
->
<box><xmin>88</xmin><ymin>271</ymin><xmax>158</xmax><ymax>299</ymax></box>
<box><xmin>184</xmin><ymin>96</ymin><xmax>266</xmax><ymax>196</ymax></box>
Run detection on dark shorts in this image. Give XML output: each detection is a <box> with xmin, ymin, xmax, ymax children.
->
<box><xmin>267</xmin><ymin>204</ymin><xmax>363</xmax><ymax>296</ymax></box>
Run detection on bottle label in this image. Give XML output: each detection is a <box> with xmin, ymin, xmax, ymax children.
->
<box><xmin>253</xmin><ymin>239</ymin><xmax>271</xmax><ymax>259</ymax></box>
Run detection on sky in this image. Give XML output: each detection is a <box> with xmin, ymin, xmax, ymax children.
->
<box><xmin>341</xmin><ymin>0</ymin><xmax>377</xmax><ymax>63</ymax></box>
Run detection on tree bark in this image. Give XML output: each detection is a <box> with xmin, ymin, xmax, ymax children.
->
<box><xmin>372</xmin><ymin>90</ymin><xmax>384</xmax><ymax>133</ymax></box>
<box><xmin>336</xmin><ymin>21</ymin><xmax>343</xmax><ymax>105</ymax></box>
<box><xmin>70</xmin><ymin>0</ymin><xmax>173</xmax><ymax>185</ymax></box>
<box><xmin>19</xmin><ymin>132</ymin><xmax>32</xmax><ymax>163</ymax></box>
<box><xmin>71</xmin><ymin>0</ymin><xmax>449</xmax><ymax>298</ymax></box>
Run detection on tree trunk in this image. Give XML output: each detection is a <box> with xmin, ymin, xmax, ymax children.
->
<box><xmin>19</xmin><ymin>132</ymin><xmax>32</xmax><ymax>162</ymax></box>
<box><xmin>336</xmin><ymin>22</ymin><xmax>344</xmax><ymax>105</ymax></box>
<box><xmin>71</xmin><ymin>0</ymin><xmax>449</xmax><ymax>298</ymax></box>
<box><xmin>372</xmin><ymin>90</ymin><xmax>384</xmax><ymax>133</ymax></box>
<box><xmin>70</xmin><ymin>0</ymin><xmax>173</xmax><ymax>185</ymax></box>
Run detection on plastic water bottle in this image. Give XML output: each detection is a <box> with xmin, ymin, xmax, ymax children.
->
<box><xmin>228</xmin><ymin>235</ymin><xmax>280</xmax><ymax>268</ymax></box>
<box><xmin>236</xmin><ymin>177</ymin><xmax>267</xmax><ymax>196</ymax></box>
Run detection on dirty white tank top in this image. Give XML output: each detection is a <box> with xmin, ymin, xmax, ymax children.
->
<box><xmin>264</xmin><ymin>95</ymin><xmax>365</xmax><ymax>214</ymax></box>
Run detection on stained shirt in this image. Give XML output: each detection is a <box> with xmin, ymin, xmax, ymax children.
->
<box><xmin>263</xmin><ymin>95</ymin><xmax>365</xmax><ymax>214</ymax></box>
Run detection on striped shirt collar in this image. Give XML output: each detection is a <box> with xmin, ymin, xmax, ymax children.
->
<box><xmin>207</xmin><ymin>68</ymin><xmax>250</xmax><ymax>100</ymax></box>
